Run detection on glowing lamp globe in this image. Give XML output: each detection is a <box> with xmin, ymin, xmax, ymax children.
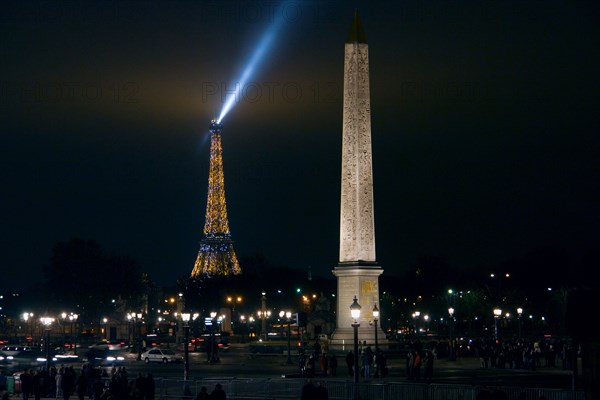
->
<box><xmin>372</xmin><ymin>304</ymin><xmax>380</xmax><ymax>320</ymax></box>
<box><xmin>350</xmin><ymin>296</ymin><xmax>362</xmax><ymax>320</ymax></box>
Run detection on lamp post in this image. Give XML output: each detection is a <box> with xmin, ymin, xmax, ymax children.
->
<box><xmin>40</xmin><ymin>316</ymin><xmax>54</xmax><ymax>371</ymax></box>
<box><xmin>102</xmin><ymin>318</ymin><xmax>108</xmax><ymax>340</ymax></box>
<box><xmin>60</xmin><ymin>313</ymin><xmax>67</xmax><ymax>351</ymax></box>
<box><xmin>285</xmin><ymin>311</ymin><xmax>292</xmax><ymax>364</ymax></box>
<box><xmin>127</xmin><ymin>313</ymin><xmax>133</xmax><ymax>352</ymax></box>
<box><xmin>22</xmin><ymin>312</ymin><xmax>34</xmax><ymax>343</ymax></box>
<box><xmin>448</xmin><ymin>307</ymin><xmax>456</xmax><ymax>361</ymax></box>
<box><xmin>226</xmin><ymin>295</ymin><xmax>242</xmax><ymax>333</ymax></box>
<box><xmin>414</xmin><ymin>311</ymin><xmax>420</xmax><ymax>335</ymax></box>
<box><xmin>69</xmin><ymin>313</ymin><xmax>78</xmax><ymax>354</ymax></box>
<box><xmin>136</xmin><ymin>313</ymin><xmax>142</xmax><ymax>361</ymax></box>
<box><xmin>517</xmin><ymin>307</ymin><xmax>523</xmax><ymax>340</ymax></box>
<box><xmin>132</xmin><ymin>312</ymin><xmax>143</xmax><ymax>361</ymax></box>
<box><xmin>279</xmin><ymin>310</ymin><xmax>293</xmax><ymax>364</ymax></box>
<box><xmin>219</xmin><ymin>315</ymin><xmax>225</xmax><ymax>334</ymax></box>
<box><xmin>209</xmin><ymin>311</ymin><xmax>217</xmax><ymax>363</ymax></box>
<box><xmin>350</xmin><ymin>296</ymin><xmax>361</xmax><ymax>385</ymax></box>
<box><xmin>372</xmin><ymin>304</ymin><xmax>380</xmax><ymax>378</ymax></box>
<box><xmin>260</xmin><ymin>292</ymin><xmax>267</xmax><ymax>341</ymax></box>
<box><xmin>372</xmin><ymin>304</ymin><xmax>379</xmax><ymax>352</ymax></box>
<box><xmin>493</xmin><ymin>308</ymin><xmax>502</xmax><ymax>341</ymax></box>
<box><xmin>181</xmin><ymin>312</ymin><xmax>191</xmax><ymax>394</ymax></box>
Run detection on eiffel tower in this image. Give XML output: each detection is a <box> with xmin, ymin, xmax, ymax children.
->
<box><xmin>191</xmin><ymin>119</ymin><xmax>241</xmax><ymax>277</ymax></box>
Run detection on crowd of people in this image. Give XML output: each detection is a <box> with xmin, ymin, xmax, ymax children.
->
<box><xmin>343</xmin><ymin>341</ymin><xmax>388</xmax><ymax>380</ymax></box>
<box><xmin>297</xmin><ymin>339</ymin><xmax>340</xmax><ymax>378</ymax></box>
<box><xmin>297</xmin><ymin>339</ymin><xmax>389</xmax><ymax>381</ymax></box>
<box><xmin>405</xmin><ymin>349</ymin><xmax>434</xmax><ymax>381</ymax></box>
<box><xmin>8</xmin><ymin>364</ymin><xmax>230</xmax><ymax>400</ymax></box>
<box><xmin>12</xmin><ymin>364</ymin><xmax>156</xmax><ymax>400</ymax></box>
<box><xmin>472</xmin><ymin>338</ymin><xmax>577</xmax><ymax>371</ymax></box>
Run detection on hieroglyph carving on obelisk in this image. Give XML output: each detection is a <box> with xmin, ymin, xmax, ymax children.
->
<box><xmin>339</xmin><ymin>17</ymin><xmax>376</xmax><ymax>264</ymax></box>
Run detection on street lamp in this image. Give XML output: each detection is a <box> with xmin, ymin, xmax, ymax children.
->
<box><xmin>261</xmin><ymin>292</ymin><xmax>267</xmax><ymax>341</ymax></box>
<box><xmin>22</xmin><ymin>312</ymin><xmax>34</xmax><ymax>342</ymax></box>
<box><xmin>181</xmin><ymin>312</ymin><xmax>191</xmax><ymax>393</ymax></box>
<box><xmin>209</xmin><ymin>311</ymin><xmax>217</xmax><ymax>363</ymax></box>
<box><xmin>493</xmin><ymin>308</ymin><xmax>502</xmax><ymax>341</ymax></box>
<box><xmin>69</xmin><ymin>313</ymin><xmax>78</xmax><ymax>354</ymax></box>
<box><xmin>60</xmin><ymin>313</ymin><xmax>67</xmax><ymax>350</ymax></box>
<box><xmin>137</xmin><ymin>313</ymin><xmax>144</xmax><ymax>361</ymax></box>
<box><xmin>40</xmin><ymin>316</ymin><xmax>54</xmax><ymax>371</ymax></box>
<box><xmin>127</xmin><ymin>313</ymin><xmax>133</xmax><ymax>351</ymax></box>
<box><xmin>102</xmin><ymin>318</ymin><xmax>108</xmax><ymax>340</ymax></box>
<box><xmin>279</xmin><ymin>311</ymin><xmax>292</xmax><ymax>364</ymax></box>
<box><xmin>350</xmin><ymin>296</ymin><xmax>361</xmax><ymax>385</ymax></box>
<box><xmin>517</xmin><ymin>307</ymin><xmax>523</xmax><ymax>339</ymax></box>
<box><xmin>448</xmin><ymin>307</ymin><xmax>456</xmax><ymax>361</ymax></box>
<box><xmin>414</xmin><ymin>311</ymin><xmax>420</xmax><ymax>335</ymax></box>
<box><xmin>127</xmin><ymin>313</ymin><xmax>143</xmax><ymax>360</ymax></box>
<box><xmin>226</xmin><ymin>295</ymin><xmax>242</xmax><ymax>332</ymax></box>
<box><xmin>372</xmin><ymin>304</ymin><xmax>379</xmax><ymax>352</ymax></box>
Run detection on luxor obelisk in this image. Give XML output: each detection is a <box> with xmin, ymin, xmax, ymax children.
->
<box><xmin>331</xmin><ymin>11</ymin><xmax>386</xmax><ymax>347</ymax></box>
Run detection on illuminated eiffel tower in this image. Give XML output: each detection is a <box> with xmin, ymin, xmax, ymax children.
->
<box><xmin>191</xmin><ymin>119</ymin><xmax>241</xmax><ymax>277</ymax></box>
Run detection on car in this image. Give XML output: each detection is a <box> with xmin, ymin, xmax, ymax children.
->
<box><xmin>1</xmin><ymin>346</ymin><xmax>32</xmax><ymax>356</ymax></box>
<box><xmin>2</xmin><ymin>349</ymin><xmax>60</xmax><ymax>371</ymax></box>
<box><xmin>140</xmin><ymin>348</ymin><xmax>182</xmax><ymax>364</ymax></box>
<box><xmin>89</xmin><ymin>340</ymin><xmax>126</xmax><ymax>351</ymax></box>
<box><xmin>53</xmin><ymin>351</ymin><xmax>79</xmax><ymax>363</ymax></box>
<box><xmin>89</xmin><ymin>341</ymin><xmax>110</xmax><ymax>350</ymax></box>
<box><xmin>85</xmin><ymin>348</ymin><xmax>124</xmax><ymax>366</ymax></box>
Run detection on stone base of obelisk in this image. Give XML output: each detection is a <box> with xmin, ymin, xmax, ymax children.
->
<box><xmin>329</xmin><ymin>262</ymin><xmax>388</xmax><ymax>350</ymax></box>
<box><xmin>329</xmin><ymin>327</ymin><xmax>389</xmax><ymax>352</ymax></box>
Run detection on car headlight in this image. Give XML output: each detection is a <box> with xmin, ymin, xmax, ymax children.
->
<box><xmin>106</xmin><ymin>356</ymin><xmax>116</xmax><ymax>361</ymax></box>
<box><xmin>117</xmin><ymin>357</ymin><xmax>124</xmax><ymax>361</ymax></box>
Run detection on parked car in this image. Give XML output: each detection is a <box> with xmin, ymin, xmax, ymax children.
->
<box><xmin>140</xmin><ymin>348</ymin><xmax>182</xmax><ymax>364</ymax></box>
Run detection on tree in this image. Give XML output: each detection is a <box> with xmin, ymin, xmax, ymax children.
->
<box><xmin>42</xmin><ymin>238</ymin><xmax>145</xmax><ymax>322</ymax></box>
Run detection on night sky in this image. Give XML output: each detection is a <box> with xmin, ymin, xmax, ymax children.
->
<box><xmin>1</xmin><ymin>1</ymin><xmax>598</xmax><ymax>291</ymax></box>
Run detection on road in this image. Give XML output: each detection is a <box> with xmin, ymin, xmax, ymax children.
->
<box><xmin>116</xmin><ymin>344</ymin><xmax>577</xmax><ymax>390</ymax></box>
<box><xmin>2</xmin><ymin>343</ymin><xmax>576</xmax><ymax>390</ymax></box>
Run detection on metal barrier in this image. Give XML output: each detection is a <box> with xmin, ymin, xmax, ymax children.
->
<box><xmin>354</xmin><ymin>382</ymin><xmax>387</xmax><ymax>400</ymax></box>
<box><xmin>314</xmin><ymin>380</ymin><xmax>350</xmax><ymax>400</ymax></box>
<box><xmin>430</xmin><ymin>384</ymin><xmax>476</xmax><ymax>400</ymax></box>
<box><xmin>231</xmin><ymin>378</ymin><xmax>269</xmax><ymax>398</ymax></box>
<box><xmin>95</xmin><ymin>377</ymin><xmax>586</xmax><ymax>400</ymax></box>
<box><xmin>474</xmin><ymin>386</ymin><xmax>586</xmax><ymax>400</ymax></box>
<box><xmin>387</xmin><ymin>382</ymin><xmax>429</xmax><ymax>400</ymax></box>
<box><xmin>264</xmin><ymin>379</ymin><xmax>302</xmax><ymax>399</ymax></box>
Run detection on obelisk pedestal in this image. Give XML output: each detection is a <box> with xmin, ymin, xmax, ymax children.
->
<box><xmin>332</xmin><ymin>264</ymin><xmax>386</xmax><ymax>348</ymax></box>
